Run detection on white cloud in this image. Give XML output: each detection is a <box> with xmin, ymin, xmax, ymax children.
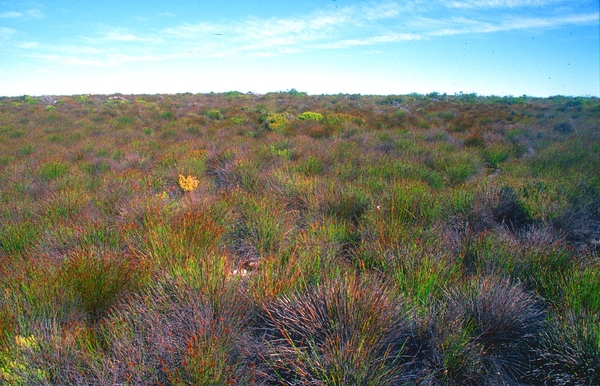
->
<box><xmin>18</xmin><ymin>41</ymin><xmax>39</xmax><ymax>48</ymax></box>
<box><xmin>0</xmin><ymin>9</ymin><xmax>43</xmax><ymax>19</ymax></box>
<box><xmin>362</xmin><ymin>1</ymin><xmax>403</xmax><ymax>20</ymax></box>
<box><xmin>0</xmin><ymin>11</ymin><xmax>22</xmax><ymax>18</ymax></box>
<box><xmin>162</xmin><ymin>1</ymin><xmax>412</xmax><ymax>44</ymax></box>
<box><xmin>101</xmin><ymin>31</ymin><xmax>162</xmax><ymax>43</ymax></box>
<box><xmin>162</xmin><ymin>23</ymin><xmax>217</xmax><ymax>38</ymax></box>
<box><xmin>26</xmin><ymin>53</ymin><xmax>158</xmax><ymax>67</ymax></box>
<box><xmin>444</xmin><ymin>0</ymin><xmax>563</xmax><ymax>8</ymax></box>
<box><xmin>0</xmin><ymin>27</ymin><xmax>16</xmax><ymax>40</ymax></box>
<box><xmin>498</xmin><ymin>12</ymin><xmax>599</xmax><ymax>30</ymax></box>
<box><xmin>11</xmin><ymin>0</ymin><xmax>598</xmax><ymax>69</ymax></box>
<box><xmin>25</xmin><ymin>9</ymin><xmax>44</xmax><ymax>19</ymax></box>
<box><xmin>319</xmin><ymin>32</ymin><xmax>422</xmax><ymax>49</ymax></box>
<box><xmin>425</xmin><ymin>12</ymin><xmax>599</xmax><ymax>35</ymax></box>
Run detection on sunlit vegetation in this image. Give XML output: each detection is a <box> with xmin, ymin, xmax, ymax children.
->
<box><xmin>0</xmin><ymin>91</ymin><xmax>598</xmax><ymax>384</ymax></box>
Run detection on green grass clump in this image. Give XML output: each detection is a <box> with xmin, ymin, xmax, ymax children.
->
<box><xmin>0</xmin><ymin>222</ymin><xmax>39</xmax><ymax>255</ymax></box>
<box><xmin>38</xmin><ymin>161</ymin><xmax>69</xmax><ymax>181</ymax></box>
<box><xmin>482</xmin><ymin>144</ymin><xmax>511</xmax><ymax>168</ymax></box>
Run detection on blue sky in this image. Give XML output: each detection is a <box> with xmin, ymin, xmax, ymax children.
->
<box><xmin>0</xmin><ymin>0</ymin><xmax>598</xmax><ymax>97</ymax></box>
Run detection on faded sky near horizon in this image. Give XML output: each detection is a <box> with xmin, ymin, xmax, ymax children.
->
<box><xmin>0</xmin><ymin>0</ymin><xmax>598</xmax><ymax>97</ymax></box>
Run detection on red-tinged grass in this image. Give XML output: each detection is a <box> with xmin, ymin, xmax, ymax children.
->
<box><xmin>140</xmin><ymin>203</ymin><xmax>225</xmax><ymax>269</ymax></box>
<box><xmin>92</xmin><ymin>279</ymin><xmax>252</xmax><ymax>385</ymax></box>
<box><xmin>0</xmin><ymin>299</ymin><xmax>14</xmax><ymax>348</ymax></box>
<box><xmin>0</xmin><ymin>256</ymin><xmax>80</xmax><ymax>335</ymax></box>
<box><xmin>226</xmin><ymin>190</ymin><xmax>296</xmax><ymax>264</ymax></box>
<box><xmin>362</xmin><ymin>179</ymin><xmax>442</xmax><ymax>248</ymax></box>
<box><xmin>61</xmin><ymin>247</ymin><xmax>149</xmax><ymax>322</ymax></box>
<box><xmin>0</xmin><ymin>221</ymin><xmax>39</xmax><ymax>257</ymax></box>
<box><xmin>244</xmin><ymin>252</ymin><xmax>306</xmax><ymax>301</ymax></box>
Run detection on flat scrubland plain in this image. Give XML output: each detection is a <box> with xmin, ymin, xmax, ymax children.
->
<box><xmin>0</xmin><ymin>91</ymin><xmax>598</xmax><ymax>385</ymax></box>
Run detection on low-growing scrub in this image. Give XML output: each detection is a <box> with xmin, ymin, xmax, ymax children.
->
<box><xmin>0</xmin><ymin>92</ymin><xmax>598</xmax><ymax>384</ymax></box>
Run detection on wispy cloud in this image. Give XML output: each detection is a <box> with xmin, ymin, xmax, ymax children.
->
<box><xmin>319</xmin><ymin>33</ymin><xmax>422</xmax><ymax>49</ymax></box>
<box><xmin>498</xmin><ymin>12</ymin><xmax>599</xmax><ymax>30</ymax></box>
<box><xmin>0</xmin><ymin>9</ymin><xmax>44</xmax><ymax>19</ymax></box>
<box><xmin>162</xmin><ymin>23</ymin><xmax>218</xmax><ymax>38</ymax></box>
<box><xmin>0</xmin><ymin>27</ymin><xmax>16</xmax><ymax>41</ymax></box>
<box><xmin>444</xmin><ymin>0</ymin><xmax>564</xmax><ymax>8</ymax></box>
<box><xmin>19</xmin><ymin>42</ymin><xmax>107</xmax><ymax>55</ymax></box>
<box><xmin>12</xmin><ymin>0</ymin><xmax>598</xmax><ymax>67</ymax></box>
<box><xmin>101</xmin><ymin>31</ymin><xmax>162</xmax><ymax>43</ymax></box>
<box><xmin>162</xmin><ymin>1</ymin><xmax>404</xmax><ymax>41</ymax></box>
<box><xmin>0</xmin><ymin>12</ymin><xmax>22</xmax><ymax>18</ymax></box>
<box><xmin>18</xmin><ymin>41</ymin><xmax>40</xmax><ymax>49</ymax></box>
<box><xmin>25</xmin><ymin>9</ymin><xmax>44</xmax><ymax>19</ymax></box>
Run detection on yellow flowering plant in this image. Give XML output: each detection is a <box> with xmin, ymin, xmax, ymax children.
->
<box><xmin>178</xmin><ymin>174</ymin><xmax>200</xmax><ymax>192</ymax></box>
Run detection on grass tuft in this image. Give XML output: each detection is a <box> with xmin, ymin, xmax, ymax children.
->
<box><xmin>257</xmin><ymin>274</ymin><xmax>418</xmax><ymax>385</ymax></box>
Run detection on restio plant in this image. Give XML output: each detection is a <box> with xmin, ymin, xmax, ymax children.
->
<box><xmin>0</xmin><ymin>91</ymin><xmax>597</xmax><ymax>384</ymax></box>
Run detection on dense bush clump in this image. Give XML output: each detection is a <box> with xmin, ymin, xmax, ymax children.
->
<box><xmin>257</xmin><ymin>275</ymin><xmax>418</xmax><ymax>385</ymax></box>
<box><xmin>419</xmin><ymin>277</ymin><xmax>545</xmax><ymax>385</ymax></box>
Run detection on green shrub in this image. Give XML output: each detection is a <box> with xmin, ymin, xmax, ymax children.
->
<box><xmin>270</xmin><ymin>141</ymin><xmax>295</xmax><ymax>160</ymax></box>
<box><xmin>322</xmin><ymin>184</ymin><xmax>370</xmax><ymax>224</ymax></box>
<box><xmin>160</xmin><ymin>110</ymin><xmax>176</xmax><ymax>120</ymax></box>
<box><xmin>116</xmin><ymin>115</ymin><xmax>134</xmax><ymax>126</ymax></box>
<box><xmin>206</xmin><ymin>109</ymin><xmax>223</xmax><ymax>120</ymax></box>
<box><xmin>263</xmin><ymin>113</ymin><xmax>291</xmax><ymax>132</ymax></box>
<box><xmin>553</xmin><ymin>122</ymin><xmax>574</xmax><ymax>134</ymax></box>
<box><xmin>142</xmin><ymin>205</ymin><xmax>225</xmax><ymax>266</ymax></box>
<box><xmin>433</xmin><ymin>151</ymin><xmax>479</xmax><ymax>185</ymax></box>
<box><xmin>8</xmin><ymin>129</ymin><xmax>24</xmax><ymax>139</ymax></box>
<box><xmin>297</xmin><ymin>111</ymin><xmax>324</xmax><ymax>121</ymax></box>
<box><xmin>324</xmin><ymin>113</ymin><xmax>365</xmax><ymax>128</ymax></box>
<box><xmin>20</xmin><ymin>95</ymin><xmax>38</xmax><ymax>105</ymax></box>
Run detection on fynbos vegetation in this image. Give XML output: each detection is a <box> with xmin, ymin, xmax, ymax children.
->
<box><xmin>0</xmin><ymin>92</ymin><xmax>598</xmax><ymax>384</ymax></box>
